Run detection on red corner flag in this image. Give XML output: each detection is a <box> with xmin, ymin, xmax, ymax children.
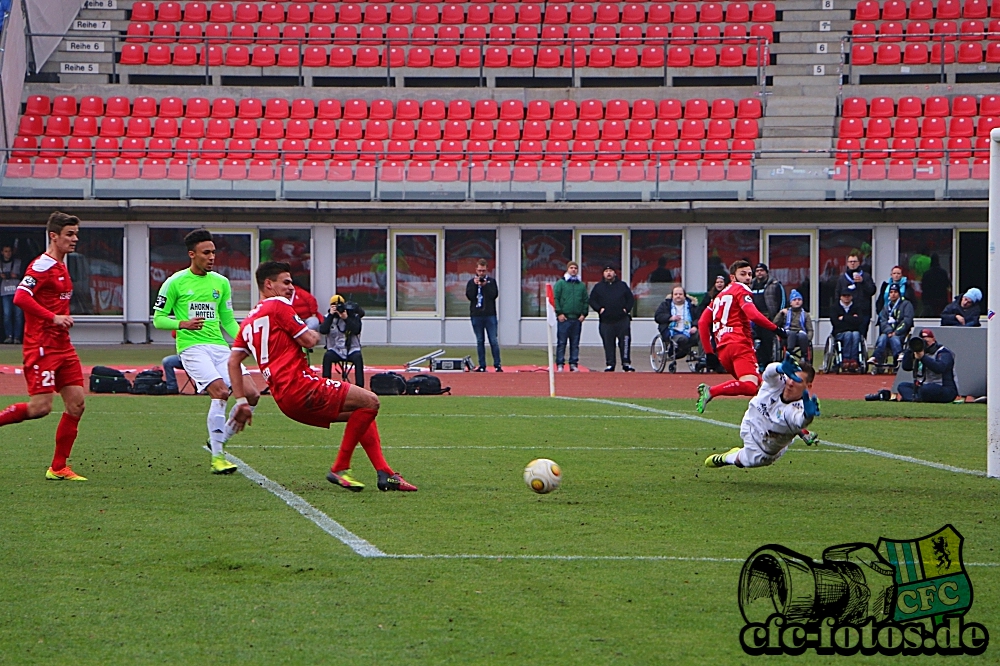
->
<box><xmin>545</xmin><ymin>283</ymin><xmax>557</xmax><ymax>329</ymax></box>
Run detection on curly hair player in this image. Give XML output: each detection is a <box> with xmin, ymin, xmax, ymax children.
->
<box><xmin>704</xmin><ymin>354</ymin><xmax>821</xmax><ymax>470</ymax></box>
<box><xmin>226</xmin><ymin>262</ymin><xmax>416</xmax><ymax>492</ymax></box>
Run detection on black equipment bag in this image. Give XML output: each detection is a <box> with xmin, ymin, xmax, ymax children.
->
<box><xmin>130</xmin><ymin>368</ymin><xmax>165</xmax><ymax>395</ymax></box>
<box><xmin>89</xmin><ymin>366</ymin><xmax>132</xmax><ymax>394</ymax></box>
<box><xmin>405</xmin><ymin>374</ymin><xmax>451</xmax><ymax>396</ymax></box>
<box><xmin>370</xmin><ymin>372</ymin><xmax>407</xmax><ymax>396</ymax></box>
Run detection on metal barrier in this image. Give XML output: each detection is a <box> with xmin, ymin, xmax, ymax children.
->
<box><xmin>0</xmin><ymin>147</ymin><xmax>990</xmax><ymax>202</ymax></box>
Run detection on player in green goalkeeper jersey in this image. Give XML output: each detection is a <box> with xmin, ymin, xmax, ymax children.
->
<box><xmin>153</xmin><ymin>229</ymin><xmax>260</xmax><ymax>474</ymax></box>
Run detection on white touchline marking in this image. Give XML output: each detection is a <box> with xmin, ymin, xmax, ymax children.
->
<box><xmin>560</xmin><ymin>397</ymin><xmax>987</xmax><ymax>477</ymax></box>
<box><xmin>225</xmin><ymin>451</ymin><xmax>386</xmax><ymax>558</ymax></box>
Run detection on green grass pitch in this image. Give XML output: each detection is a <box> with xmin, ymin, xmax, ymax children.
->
<box><xmin>1</xmin><ymin>394</ymin><xmax>997</xmax><ymax>664</ymax></box>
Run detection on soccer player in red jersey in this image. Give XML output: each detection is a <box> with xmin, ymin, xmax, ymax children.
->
<box><xmin>695</xmin><ymin>259</ymin><xmax>787</xmax><ymax>414</ymax></box>
<box><xmin>226</xmin><ymin>261</ymin><xmax>417</xmax><ymax>492</ymax></box>
<box><xmin>0</xmin><ymin>212</ymin><xmax>88</xmax><ymax>480</ymax></box>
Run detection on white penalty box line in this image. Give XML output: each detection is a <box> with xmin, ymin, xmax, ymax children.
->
<box><xmin>225</xmin><ymin>452</ymin><xmax>998</xmax><ymax>567</ymax></box>
<box><xmin>558</xmin><ymin>397</ymin><xmax>987</xmax><ymax>478</ymax></box>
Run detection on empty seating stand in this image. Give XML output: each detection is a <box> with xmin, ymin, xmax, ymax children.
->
<box><xmin>834</xmin><ymin>94</ymin><xmax>995</xmax><ymax>180</ymax></box>
<box><xmin>8</xmin><ymin>94</ymin><xmax>764</xmax><ymax>190</ymax></box>
<box><xmin>117</xmin><ymin>1</ymin><xmax>781</xmax><ymax>72</ymax></box>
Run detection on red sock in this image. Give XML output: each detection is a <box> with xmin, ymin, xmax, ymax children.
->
<box><xmin>332</xmin><ymin>408</ymin><xmax>378</xmax><ymax>472</ymax></box>
<box><xmin>0</xmin><ymin>402</ymin><xmax>29</xmax><ymax>427</ymax></box>
<box><xmin>359</xmin><ymin>422</ymin><xmax>392</xmax><ymax>474</ymax></box>
<box><xmin>709</xmin><ymin>380</ymin><xmax>759</xmax><ymax>399</ymax></box>
<box><xmin>51</xmin><ymin>412</ymin><xmax>80</xmax><ymax>471</ymax></box>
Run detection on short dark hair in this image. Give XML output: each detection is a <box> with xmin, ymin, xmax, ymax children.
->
<box><xmin>729</xmin><ymin>259</ymin><xmax>752</xmax><ymax>276</ymax></box>
<box><xmin>47</xmin><ymin>211</ymin><xmax>80</xmax><ymax>236</ymax></box>
<box><xmin>799</xmin><ymin>360</ymin><xmax>816</xmax><ymax>383</ymax></box>
<box><xmin>184</xmin><ymin>229</ymin><xmax>214</xmax><ymax>252</ymax></box>
<box><xmin>256</xmin><ymin>261</ymin><xmax>291</xmax><ymax>289</ymax></box>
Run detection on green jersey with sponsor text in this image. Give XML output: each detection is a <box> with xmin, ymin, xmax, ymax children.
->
<box><xmin>153</xmin><ymin>268</ymin><xmax>240</xmax><ymax>353</ymax></box>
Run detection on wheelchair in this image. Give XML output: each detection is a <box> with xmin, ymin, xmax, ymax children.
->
<box><xmin>650</xmin><ymin>331</ymin><xmax>701</xmax><ymax>373</ymax></box>
<box><xmin>865</xmin><ymin>334</ymin><xmax>909</xmax><ymax>375</ymax></box>
<box><xmin>769</xmin><ymin>332</ymin><xmax>814</xmax><ymax>365</ymax></box>
<box><xmin>821</xmin><ymin>333</ymin><xmax>868</xmax><ymax>374</ymax></box>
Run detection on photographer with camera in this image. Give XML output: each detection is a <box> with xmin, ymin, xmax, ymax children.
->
<box><xmin>320</xmin><ymin>294</ymin><xmax>365</xmax><ymax>388</ymax></box>
<box><xmin>466</xmin><ymin>259</ymin><xmax>501</xmax><ymax>373</ymax></box>
<box><xmin>869</xmin><ymin>329</ymin><xmax>957</xmax><ymax>403</ymax></box>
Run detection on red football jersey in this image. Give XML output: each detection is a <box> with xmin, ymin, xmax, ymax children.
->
<box><xmin>234</xmin><ymin>297</ymin><xmax>312</xmax><ymax>399</ymax></box>
<box><xmin>699</xmin><ymin>282</ymin><xmax>774</xmax><ymax>351</ymax></box>
<box><xmin>16</xmin><ymin>253</ymin><xmax>74</xmax><ymax>354</ymax></box>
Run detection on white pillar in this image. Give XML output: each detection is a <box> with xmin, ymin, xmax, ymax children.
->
<box><xmin>125</xmin><ymin>223</ymin><xmax>149</xmax><ymax>341</ymax></box>
<box><xmin>988</xmin><ymin>127</ymin><xmax>1000</xmax><ymax>478</ymax></box>
<box><xmin>313</xmin><ymin>224</ymin><xmax>337</xmax><ymax>305</ymax></box>
<box><xmin>497</xmin><ymin>225</ymin><xmax>520</xmax><ymax>346</ymax></box>
<box><xmin>683</xmin><ymin>226</ymin><xmax>708</xmax><ymax>291</ymax></box>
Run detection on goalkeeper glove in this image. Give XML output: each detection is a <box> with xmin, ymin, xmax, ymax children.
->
<box><xmin>778</xmin><ymin>352</ymin><xmax>803</xmax><ymax>382</ymax></box>
<box><xmin>803</xmin><ymin>391</ymin><xmax>821</xmax><ymax>419</ymax></box>
<box><xmin>773</xmin><ymin>326</ymin><xmax>788</xmax><ymax>340</ymax></box>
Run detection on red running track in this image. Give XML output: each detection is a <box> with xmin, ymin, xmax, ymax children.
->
<box><xmin>0</xmin><ymin>367</ymin><xmax>895</xmax><ymax>400</ymax></box>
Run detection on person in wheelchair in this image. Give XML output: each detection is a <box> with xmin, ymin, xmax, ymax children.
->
<box><xmin>654</xmin><ymin>286</ymin><xmax>699</xmax><ymax>360</ymax></box>
<box><xmin>869</xmin><ymin>283</ymin><xmax>913</xmax><ymax>370</ymax></box>
<box><xmin>830</xmin><ymin>290</ymin><xmax>864</xmax><ymax>372</ymax></box>
<box><xmin>320</xmin><ymin>294</ymin><xmax>365</xmax><ymax>388</ymax></box>
<box><xmin>772</xmin><ymin>289</ymin><xmax>812</xmax><ymax>361</ymax></box>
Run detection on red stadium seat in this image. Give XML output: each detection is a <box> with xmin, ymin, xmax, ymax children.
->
<box><xmin>877</xmin><ymin>43</ymin><xmax>902</xmax><ymax>64</ymax></box>
<box><xmin>894</xmin><ymin>117</ymin><xmax>919</xmax><ymax>138</ymax></box>
<box><xmin>852</xmin><ymin>44</ymin><xmax>875</xmax><ymax>65</ymax></box>
<box><xmin>751</xmin><ymin>2</ymin><xmax>776</xmax><ymax>22</ymax></box>
<box><xmin>855</xmin><ymin>0</ymin><xmax>880</xmax><ymax>19</ymax></box>
<box><xmin>904</xmin><ymin>43</ymin><xmax>929</xmax><ymax>63</ymax></box>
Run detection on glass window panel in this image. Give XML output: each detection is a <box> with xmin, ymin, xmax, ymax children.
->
<box><xmin>336</xmin><ymin>229</ymin><xmax>388</xmax><ymax>317</ymax></box>
<box><xmin>630</xmin><ymin>230</ymin><xmax>682</xmax><ymax>318</ymax></box>
<box><xmin>707</xmin><ymin>229</ymin><xmax>759</xmax><ymax>290</ymax></box>
<box><xmin>1</xmin><ymin>228</ymin><xmax>46</xmax><ymax>341</ymax></box>
<box><xmin>521</xmin><ymin>230</ymin><xmax>573</xmax><ymax>317</ymax></box>
<box><xmin>211</xmin><ymin>234</ymin><xmax>253</xmax><ymax>312</ymax></box>
<box><xmin>958</xmin><ymin>231</ymin><xmax>987</xmax><ymax>307</ymax></box>
<box><xmin>445</xmin><ymin>229</ymin><xmax>496</xmax><ymax>317</ymax></box>
<box><xmin>261</xmin><ymin>229</ymin><xmax>311</xmax><ymax>293</ymax></box>
<box><xmin>766</xmin><ymin>234</ymin><xmax>810</xmax><ymax>313</ymax></box>
<box><xmin>68</xmin><ymin>228</ymin><xmax>125</xmax><ymax>316</ymax></box>
<box><xmin>149</xmin><ymin>228</ymin><xmax>190</xmax><ymax>316</ymax></box>
<box><xmin>395</xmin><ymin>234</ymin><xmax>438</xmax><ymax>313</ymax></box>
<box><xmin>818</xmin><ymin>229</ymin><xmax>873</xmax><ymax>318</ymax></box>
<box><xmin>580</xmin><ymin>235</ymin><xmax>623</xmax><ymax>285</ymax></box>
<box><xmin>899</xmin><ymin>229</ymin><xmax>953</xmax><ymax>317</ymax></box>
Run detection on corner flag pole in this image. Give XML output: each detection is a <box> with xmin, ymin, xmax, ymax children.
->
<box><xmin>545</xmin><ymin>283</ymin><xmax>557</xmax><ymax>397</ymax></box>
<box><xmin>988</xmin><ymin>127</ymin><xmax>1000</xmax><ymax>478</ymax></box>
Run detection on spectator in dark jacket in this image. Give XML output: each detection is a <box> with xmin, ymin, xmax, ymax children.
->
<box><xmin>876</xmin><ymin>266</ymin><xmax>908</xmax><ymax>315</ymax></box>
<box><xmin>466</xmin><ymin>259</ymin><xmax>501</xmax><ymax>372</ymax></box>
<box><xmin>831</xmin><ymin>291</ymin><xmax>864</xmax><ymax>372</ymax></box>
<box><xmin>699</xmin><ymin>274</ymin><xmax>727</xmax><ymax>312</ymax></box>
<box><xmin>897</xmin><ymin>330</ymin><xmax>957</xmax><ymax>403</ymax></box>
<box><xmin>589</xmin><ymin>265</ymin><xmax>635</xmax><ymax>372</ymax></box>
<box><xmin>750</xmin><ymin>263</ymin><xmax>785</xmax><ymax>367</ymax></box>
<box><xmin>654</xmin><ymin>286</ymin><xmax>699</xmax><ymax>359</ymax></box>
<box><xmin>553</xmin><ymin>261</ymin><xmax>588</xmax><ymax>371</ymax></box>
<box><xmin>921</xmin><ymin>253</ymin><xmax>951</xmax><ymax>318</ymax></box>
<box><xmin>870</xmin><ymin>284</ymin><xmax>914</xmax><ymax>366</ymax></box>
<box><xmin>836</xmin><ymin>252</ymin><xmax>876</xmax><ymax>337</ymax></box>
<box><xmin>940</xmin><ymin>288</ymin><xmax>982</xmax><ymax>327</ymax></box>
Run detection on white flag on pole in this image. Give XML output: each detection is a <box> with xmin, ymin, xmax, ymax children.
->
<box><xmin>545</xmin><ymin>283</ymin><xmax>557</xmax><ymax>396</ymax></box>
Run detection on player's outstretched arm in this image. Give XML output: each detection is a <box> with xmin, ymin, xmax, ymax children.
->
<box><xmin>227</xmin><ymin>349</ymin><xmax>253</xmax><ymax>433</ymax></box>
<box><xmin>738</xmin><ymin>295</ymin><xmax>779</xmax><ymax>332</ymax></box>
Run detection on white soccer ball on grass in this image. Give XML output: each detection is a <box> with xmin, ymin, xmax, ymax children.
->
<box><xmin>523</xmin><ymin>458</ymin><xmax>561</xmax><ymax>494</ymax></box>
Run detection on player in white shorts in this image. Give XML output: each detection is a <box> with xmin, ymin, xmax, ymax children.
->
<box><xmin>704</xmin><ymin>354</ymin><xmax>820</xmax><ymax>469</ymax></box>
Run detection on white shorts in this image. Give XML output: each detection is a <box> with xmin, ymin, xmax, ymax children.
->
<box><xmin>180</xmin><ymin>344</ymin><xmax>249</xmax><ymax>393</ymax></box>
<box><xmin>736</xmin><ymin>439</ymin><xmax>790</xmax><ymax>468</ymax></box>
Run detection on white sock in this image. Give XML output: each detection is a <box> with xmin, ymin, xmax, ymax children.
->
<box><xmin>724</xmin><ymin>449</ymin><xmax>742</xmax><ymax>466</ymax></box>
<box><xmin>208</xmin><ymin>399</ymin><xmax>227</xmax><ymax>456</ymax></box>
<box><xmin>224</xmin><ymin>404</ymin><xmax>255</xmax><ymax>441</ymax></box>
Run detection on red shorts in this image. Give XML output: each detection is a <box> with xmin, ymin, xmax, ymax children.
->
<box><xmin>275</xmin><ymin>376</ymin><xmax>351</xmax><ymax>429</ymax></box>
<box><xmin>717</xmin><ymin>343</ymin><xmax>760</xmax><ymax>381</ymax></box>
<box><xmin>23</xmin><ymin>348</ymin><xmax>84</xmax><ymax>395</ymax></box>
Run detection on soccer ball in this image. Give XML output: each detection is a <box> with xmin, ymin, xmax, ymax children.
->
<box><xmin>524</xmin><ymin>458</ymin><xmax>561</xmax><ymax>494</ymax></box>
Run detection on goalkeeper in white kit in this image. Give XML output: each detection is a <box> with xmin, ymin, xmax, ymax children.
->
<box><xmin>705</xmin><ymin>354</ymin><xmax>821</xmax><ymax>469</ymax></box>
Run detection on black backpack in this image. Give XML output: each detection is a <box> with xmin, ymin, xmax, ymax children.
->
<box><xmin>90</xmin><ymin>366</ymin><xmax>132</xmax><ymax>394</ymax></box>
<box><xmin>370</xmin><ymin>372</ymin><xmax>408</xmax><ymax>396</ymax></box>
<box><xmin>405</xmin><ymin>374</ymin><xmax>450</xmax><ymax>396</ymax></box>
<box><xmin>130</xmin><ymin>368</ymin><xmax>164</xmax><ymax>395</ymax></box>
